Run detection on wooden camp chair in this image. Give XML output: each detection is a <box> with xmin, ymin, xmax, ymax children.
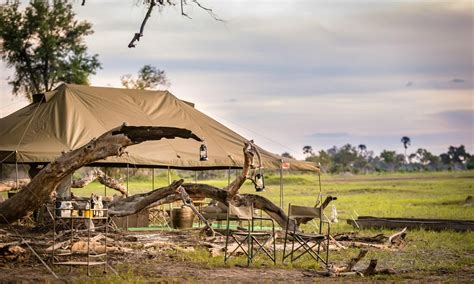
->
<box><xmin>224</xmin><ymin>203</ymin><xmax>276</xmax><ymax>266</ymax></box>
<box><xmin>282</xmin><ymin>204</ymin><xmax>330</xmax><ymax>267</ymax></box>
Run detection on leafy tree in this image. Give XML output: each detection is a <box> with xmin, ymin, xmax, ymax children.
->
<box><xmin>121</xmin><ymin>65</ymin><xmax>170</xmax><ymax>90</ymax></box>
<box><xmin>440</xmin><ymin>145</ymin><xmax>471</xmax><ymax>170</ymax></box>
<box><xmin>302</xmin><ymin>145</ymin><xmax>313</xmax><ymax>157</ymax></box>
<box><xmin>358</xmin><ymin>144</ymin><xmax>367</xmax><ymax>156</ymax></box>
<box><xmin>400</xmin><ymin>136</ymin><xmax>411</xmax><ymax>165</ymax></box>
<box><xmin>306</xmin><ymin>150</ymin><xmax>332</xmax><ymax>173</ymax></box>
<box><xmin>332</xmin><ymin>144</ymin><xmax>358</xmax><ymax>172</ymax></box>
<box><xmin>447</xmin><ymin>145</ymin><xmax>469</xmax><ymax>164</ymax></box>
<box><xmin>281</xmin><ymin>152</ymin><xmax>294</xmax><ymax>159</ymax></box>
<box><xmin>0</xmin><ymin>2</ymin><xmax>101</xmax><ymax>101</ymax></box>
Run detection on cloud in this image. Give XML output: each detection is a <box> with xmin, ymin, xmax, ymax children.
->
<box><xmin>309</xmin><ymin>132</ymin><xmax>350</xmax><ymax>138</ymax></box>
<box><xmin>433</xmin><ymin>109</ymin><xmax>474</xmax><ymax>130</ymax></box>
<box><xmin>451</xmin><ymin>78</ymin><xmax>465</xmax><ymax>83</ymax></box>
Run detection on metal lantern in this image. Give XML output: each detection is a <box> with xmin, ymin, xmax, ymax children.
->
<box><xmin>199</xmin><ymin>144</ymin><xmax>208</xmax><ymax>161</ymax></box>
<box><xmin>255</xmin><ymin>170</ymin><xmax>265</xmax><ymax>192</ymax></box>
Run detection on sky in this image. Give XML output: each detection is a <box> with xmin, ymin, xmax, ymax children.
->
<box><xmin>0</xmin><ymin>0</ymin><xmax>472</xmax><ymax>159</ymax></box>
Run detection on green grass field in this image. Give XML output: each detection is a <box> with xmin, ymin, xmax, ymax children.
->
<box><xmin>70</xmin><ymin>170</ymin><xmax>474</xmax><ymax>279</ymax></box>
<box><xmin>76</xmin><ymin>169</ymin><xmax>474</xmax><ymax>226</ymax></box>
<box><xmin>5</xmin><ymin>170</ymin><xmax>472</xmax><ymax>280</ymax></box>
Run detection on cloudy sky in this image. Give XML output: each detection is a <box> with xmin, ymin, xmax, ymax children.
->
<box><xmin>0</xmin><ymin>0</ymin><xmax>472</xmax><ymax>159</ymax></box>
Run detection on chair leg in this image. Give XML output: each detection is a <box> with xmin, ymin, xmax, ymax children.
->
<box><xmin>247</xmin><ymin>232</ymin><xmax>251</xmax><ymax>266</ymax></box>
<box><xmin>224</xmin><ymin>224</ymin><xmax>230</xmax><ymax>263</ymax></box>
<box><xmin>326</xmin><ymin>226</ymin><xmax>330</xmax><ymax>267</ymax></box>
<box><xmin>273</xmin><ymin>227</ymin><xmax>276</xmax><ymax>265</ymax></box>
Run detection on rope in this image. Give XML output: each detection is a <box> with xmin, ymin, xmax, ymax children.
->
<box><xmin>208</xmin><ymin>112</ymin><xmax>301</xmax><ymax>155</ymax></box>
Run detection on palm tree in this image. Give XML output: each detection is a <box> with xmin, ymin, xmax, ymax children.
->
<box><xmin>302</xmin><ymin>145</ymin><xmax>313</xmax><ymax>158</ymax></box>
<box><xmin>401</xmin><ymin>136</ymin><xmax>411</xmax><ymax>166</ymax></box>
<box><xmin>358</xmin><ymin>144</ymin><xmax>367</xmax><ymax>157</ymax></box>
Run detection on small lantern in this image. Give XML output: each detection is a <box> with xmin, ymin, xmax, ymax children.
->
<box><xmin>255</xmin><ymin>171</ymin><xmax>265</xmax><ymax>192</ymax></box>
<box><xmin>199</xmin><ymin>144</ymin><xmax>208</xmax><ymax>161</ymax></box>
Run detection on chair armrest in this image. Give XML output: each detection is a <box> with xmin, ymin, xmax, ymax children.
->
<box><xmin>251</xmin><ymin>216</ymin><xmax>275</xmax><ymax>230</ymax></box>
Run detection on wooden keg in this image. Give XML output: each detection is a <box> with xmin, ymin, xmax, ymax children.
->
<box><xmin>171</xmin><ymin>206</ymin><xmax>195</xmax><ymax>229</ymax></box>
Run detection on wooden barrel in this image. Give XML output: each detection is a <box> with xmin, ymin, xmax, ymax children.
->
<box><xmin>171</xmin><ymin>207</ymin><xmax>195</xmax><ymax>229</ymax></box>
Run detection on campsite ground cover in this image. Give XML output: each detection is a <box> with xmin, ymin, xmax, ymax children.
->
<box><xmin>1</xmin><ymin>171</ymin><xmax>472</xmax><ymax>282</ymax></box>
<box><xmin>69</xmin><ymin>170</ymin><xmax>474</xmax><ymax>281</ymax></box>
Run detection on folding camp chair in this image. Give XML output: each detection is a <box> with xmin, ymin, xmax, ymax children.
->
<box><xmin>224</xmin><ymin>203</ymin><xmax>276</xmax><ymax>266</ymax></box>
<box><xmin>282</xmin><ymin>204</ymin><xmax>330</xmax><ymax>267</ymax></box>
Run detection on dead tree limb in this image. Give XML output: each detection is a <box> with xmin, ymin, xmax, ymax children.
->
<box><xmin>106</xmin><ymin>181</ymin><xmax>297</xmax><ymax>231</ymax></box>
<box><xmin>0</xmin><ymin>125</ymin><xmax>201</xmax><ymax>223</ymax></box>
<box><xmin>226</xmin><ymin>141</ymin><xmax>255</xmax><ymax>198</ymax></box>
<box><xmin>71</xmin><ymin>169</ymin><xmax>128</xmax><ymax>196</ymax></box>
<box><xmin>128</xmin><ymin>0</ymin><xmax>156</xmax><ymax>48</ymax></box>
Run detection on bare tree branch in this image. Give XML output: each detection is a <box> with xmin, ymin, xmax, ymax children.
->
<box><xmin>0</xmin><ymin>125</ymin><xmax>201</xmax><ymax>223</ymax></box>
<box><xmin>128</xmin><ymin>0</ymin><xmax>157</xmax><ymax>48</ymax></box>
<box><xmin>192</xmin><ymin>0</ymin><xmax>224</xmax><ymax>22</ymax></box>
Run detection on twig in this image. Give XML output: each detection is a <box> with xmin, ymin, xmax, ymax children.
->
<box><xmin>128</xmin><ymin>0</ymin><xmax>157</xmax><ymax>48</ymax></box>
<box><xmin>192</xmin><ymin>0</ymin><xmax>224</xmax><ymax>22</ymax></box>
<box><xmin>388</xmin><ymin>227</ymin><xmax>407</xmax><ymax>244</ymax></box>
<box><xmin>181</xmin><ymin>0</ymin><xmax>192</xmax><ymax>19</ymax></box>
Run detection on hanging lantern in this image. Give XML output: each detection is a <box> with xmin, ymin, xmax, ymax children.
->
<box><xmin>255</xmin><ymin>170</ymin><xmax>265</xmax><ymax>192</ymax></box>
<box><xmin>199</xmin><ymin>144</ymin><xmax>208</xmax><ymax>161</ymax></box>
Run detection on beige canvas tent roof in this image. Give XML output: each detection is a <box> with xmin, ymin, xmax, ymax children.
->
<box><xmin>0</xmin><ymin>84</ymin><xmax>318</xmax><ymax>171</ymax></box>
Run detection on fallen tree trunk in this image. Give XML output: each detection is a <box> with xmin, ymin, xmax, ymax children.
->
<box><xmin>0</xmin><ymin>180</ymin><xmax>30</xmax><ymax>192</ymax></box>
<box><xmin>71</xmin><ymin>168</ymin><xmax>128</xmax><ymax>196</ymax></box>
<box><xmin>107</xmin><ymin>181</ymin><xmax>298</xmax><ymax>230</ymax></box>
<box><xmin>0</xmin><ymin>125</ymin><xmax>201</xmax><ymax>223</ymax></box>
<box><xmin>0</xmin><ymin>127</ymin><xmax>322</xmax><ymax>232</ymax></box>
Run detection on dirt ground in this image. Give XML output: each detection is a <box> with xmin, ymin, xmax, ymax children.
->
<box><xmin>0</xmin><ymin>256</ymin><xmax>472</xmax><ymax>283</ymax></box>
<box><xmin>1</xmin><ymin>226</ymin><xmax>473</xmax><ymax>283</ymax></box>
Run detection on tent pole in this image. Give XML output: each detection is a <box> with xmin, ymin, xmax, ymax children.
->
<box><xmin>126</xmin><ymin>164</ymin><xmax>129</xmax><ymax>230</ymax></box>
<box><xmin>167</xmin><ymin>166</ymin><xmax>171</xmax><ymax>186</ymax></box>
<box><xmin>280</xmin><ymin>161</ymin><xmax>283</xmax><ymax>209</ymax></box>
<box><xmin>152</xmin><ymin>168</ymin><xmax>154</xmax><ymax>189</ymax></box>
<box><xmin>318</xmin><ymin>171</ymin><xmax>322</xmax><ymax>204</ymax></box>
<box><xmin>104</xmin><ymin>167</ymin><xmax>107</xmax><ymax>197</ymax></box>
<box><xmin>168</xmin><ymin>166</ymin><xmax>172</xmax><ymax>212</ymax></box>
<box><xmin>15</xmin><ymin>151</ymin><xmax>19</xmax><ymax>189</ymax></box>
<box><xmin>227</xmin><ymin>167</ymin><xmax>231</xmax><ymax>188</ymax></box>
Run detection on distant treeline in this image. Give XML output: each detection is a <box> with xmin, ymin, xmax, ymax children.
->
<box><xmin>283</xmin><ymin>144</ymin><xmax>473</xmax><ymax>174</ymax></box>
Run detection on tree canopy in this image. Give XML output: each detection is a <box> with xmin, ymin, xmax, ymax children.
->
<box><xmin>120</xmin><ymin>65</ymin><xmax>170</xmax><ymax>90</ymax></box>
<box><xmin>304</xmin><ymin>143</ymin><xmax>472</xmax><ymax>173</ymax></box>
<box><xmin>0</xmin><ymin>1</ymin><xmax>101</xmax><ymax>101</ymax></box>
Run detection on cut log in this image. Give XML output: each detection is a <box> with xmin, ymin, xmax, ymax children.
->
<box><xmin>0</xmin><ymin>125</ymin><xmax>201</xmax><ymax>223</ymax></box>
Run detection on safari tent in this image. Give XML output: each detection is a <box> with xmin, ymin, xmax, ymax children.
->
<box><xmin>0</xmin><ymin>84</ymin><xmax>317</xmax><ymax>171</ymax></box>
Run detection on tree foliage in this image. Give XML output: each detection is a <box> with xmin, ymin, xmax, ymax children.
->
<box><xmin>304</xmin><ymin>143</ymin><xmax>472</xmax><ymax>173</ymax></box>
<box><xmin>401</xmin><ymin>136</ymin><xmax>411</xmax><ymax>149</ymax></box>
<box><xmin>121</xmin><ymin>65</ymin><xmax>170</xmax><ymax>90</ymax></box>
<box><xmin>302</xmin><ymin>145</ymin><xmax>313</xmax><ymax>157</ymax></box>
<box><xmin>281</xmin><ymin>152</ymin><xmax>295</xmax><ymax>159</ymax></box>
<box><xmin>0</xmin><ymin>1</ymin><xmax>101</xmax><ymax>101</ymax></box>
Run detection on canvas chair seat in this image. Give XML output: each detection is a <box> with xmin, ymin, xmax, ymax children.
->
<box><xmin>283</xmin><ymin>203</ymin><xmax>330</xmax><ymax>267</ymax></box>
<box><xmin>231</xmin><ymin>230</ymin><xmax>272</xmax><ymax>236</ymax></box>
<box><xmin>224</xmin><ymin>203</ymin><xmax>276</xmax><ymax>266</ymax></box>
<box><xmin>289</xmin><ymin>231</ymin><xmax>325</xmax><ymax>240</ymax></box>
